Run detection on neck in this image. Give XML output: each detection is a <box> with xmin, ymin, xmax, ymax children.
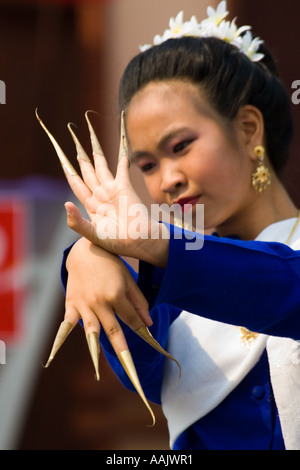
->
<box><xmin>216</xmin><ymin>177</ymin><xmax>298</xmax><ymax>240</ymax></box>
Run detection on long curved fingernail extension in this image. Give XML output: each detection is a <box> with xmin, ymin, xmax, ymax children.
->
<box><xmin>118</xmin><ymin>110</ymin><xmax>130</xmax><ymax>164</ymax></box>
<box><xmin>35</xmin><ymin>109</ymin><xmax>78</xmax><ymax>176</ymax></box>
<box><xmin>135</xmin><ymin>326</ymin><xmax>181</xmax><ymax>383</ymax></box>
<box><xmin>67</xmin><ymin>122</ymin><xmax>91</xmax><ymax>163</ymax></box>
<box><xmin>86</xmin><ymin>331</ymin><xmax>100</xmax><ymax>381</ymax></box>
<box><xmin>85</xmin><ymin>110</ymin><xmax>105</xmax><ymax>156</ymax></box>
<box><xmin>44</xmin><ymin>320</ymin><xmax>74</xmax><ymax>368</ymax></box>
<box><xmin>118</xmin><ymin>349</ymin><xmax>155</xmax><ymax>426</ymax></box>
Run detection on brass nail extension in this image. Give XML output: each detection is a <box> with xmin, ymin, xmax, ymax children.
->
<box><xmin>85</xmin><ymin>110</ymin><xmax>105</xmax><ymax>156</ymax></box>
<box><xmin>135</xmin><ymin>326</ymin><xmax>181</xmax><ymax>383</ymax></box>
<box><xmin>44</xmin><ymin>320</ymin><xmax>74</xmax><ymax>368</ymax></box>
<box><xmin>67</xmin><ymin>122</ymin><xmax>91</xmax><ymax>163</ymax></box>
<box><xmin>35</xmin><ymin>109</ymin><xmax>77</xmax><ymax>176</ymax></box>
<box><xmin>118</xmin><ymin>349</ymin><xmax>155</xmax><ymax>426</ymax></box>
<box><xmin>86</xmin><ymin>331</ymin><xmax>100</xmax><ymax>381</ymax></box>
<box><xmin>118</xmin><ymin>110</ymin><xmax>129</xmax><ymax>164</ymax></box>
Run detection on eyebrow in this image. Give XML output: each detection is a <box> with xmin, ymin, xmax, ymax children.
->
<box><xmin>130</xmin><ymin>127</ymin><xmax>193</xmax><ymax>163</ymax></box>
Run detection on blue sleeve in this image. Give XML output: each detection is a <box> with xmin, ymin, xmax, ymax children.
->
<box><xmin>99</xmin><ymin>303</ymin><xmax>180</xmax><ymax>404</ymax></box>
<box><xmin>138</xmin><ymin>224</ymin><xmax>300</xmax><ymax>340</ymax></box>
<box><xmin>60</xmin><ymin>243</ymin><xmax>180</xmax><ymax>404</ymax></box>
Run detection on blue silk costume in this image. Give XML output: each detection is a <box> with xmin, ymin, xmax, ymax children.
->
<box><xmin>61</xmin><ymin>223</ymin><xmax>300</xmax><ymax>450</ymax></box>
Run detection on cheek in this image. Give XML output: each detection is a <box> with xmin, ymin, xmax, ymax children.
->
<box><xmin>143</xmin><ymin>175</ymin><xmax>165</xmax><ymax>203</ymax></box>
<box><xmin>192</xmin><ymin>144</ymin><xmax>249</xmax><ymax>192</ymax></box>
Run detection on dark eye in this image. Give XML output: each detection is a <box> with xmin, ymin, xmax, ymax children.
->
<box><xmin>173</xmin><ymin>140</ymin><xmax>193</xmax><ymax>154</ymax></box>
<box><xmin>140</xmin><ymin>162</ymin><xmax>156</xmax><ymax>173</ymax></box>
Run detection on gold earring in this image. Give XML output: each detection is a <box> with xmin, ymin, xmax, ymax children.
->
<box><xmin>251</xmin><ymin>145</ymin><xmax>271</xmax><ymax>193</ymax></box>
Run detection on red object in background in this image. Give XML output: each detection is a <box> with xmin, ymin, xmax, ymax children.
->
<box><xmin>0</xmin><ymin>197</ymin><xmax>29</xmax><ymax>344</ymax></box>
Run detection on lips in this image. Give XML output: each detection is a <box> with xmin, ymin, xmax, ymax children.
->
<box><xmin>174</xmin><ymin>196</ymin><xmax>200</xmax><ymax>212</ymax></box>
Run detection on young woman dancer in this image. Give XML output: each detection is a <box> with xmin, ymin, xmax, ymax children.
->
<box><xmin>40</xmin><ymin>2</ymin><xmax>300</xmax><ymax>450</ymax></box>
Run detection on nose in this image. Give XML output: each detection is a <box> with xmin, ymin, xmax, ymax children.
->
<box><xmin>160</xmin><ymin>161</ymin><xmax>187</xmax><ymax>193</ymax></box>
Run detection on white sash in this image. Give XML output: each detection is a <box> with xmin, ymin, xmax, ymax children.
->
<box><xmin>161</xmin><ymin>218</ymin><xmax>300</xmax><ymax>449</ymax></box>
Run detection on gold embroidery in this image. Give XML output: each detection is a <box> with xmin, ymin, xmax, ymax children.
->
<box><xmin>239</xmin><ymin>327</ymin><xmax>259</xmax><ymax>350</ymax></box>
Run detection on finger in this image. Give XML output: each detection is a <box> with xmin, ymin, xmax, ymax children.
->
<box><xmin>134</xmin><ymin>326</ymin><xmax>181</xmax><ymax>383</ymax></box>
<box><xmin>115</xmin><ymin>150</ymin><xmax>131</xmax><ymax>182</ymax></box>
<box><xmin>67</xmin><ymin>122</ymin><xmax>101</xmax><ymax>191</ymax></box>
<box><xmin>44</xmin><ymin>307</ymin><xmax>80</xmax><ymax>368</ymax></box>
<box><xmin>118</xmin><ymin>349</ymin><xmax>155</xmax><ymax>426</ymax></box>
<box><xmin>85</xmin><ymin>110</ymin><xmax>105</xmax><ymax>157</ymax></box>
<box><xmin>80</xmin><ymin>309</ymin><xmax>101</xmax><ymax>381</ymax></box>
<box><xmin>99</xmin><ymin>307</ymin><xmax>155</xmax><ymax>425</ymax></box>
<box><xmin>124</xmin><ymin>280</ymin><xmax>152</xmax><ymax>327</ymax></box>
<box><xmin>100</xmin><ymin>308</ymin><xmax>129</xmax><ymax>356</ymax></box>
<box><xmin>93</xmin><ymin>152</ymin><xmax>114</xmax><ymax>183</ymax></box>
<box><xmin>65</xmin><ymin>202</ymin><xmax>100</xmax><ymax>245</ymax></box>
<box><xmin>77</xmin><ymin>157</ymin><xmax>101</xmax><ymax>192</ymax></box>
<box><xmin>67</xmin><ymin>122</ymin><xmax>91</xmax><ymax>163</ymax></box>
<box><xmin>35</xmin><ymin>110</ymin><xmax>92</xmax><ymax>206</ymax></box>
<box><xmin>81</xmin><ymin>307</ymin><xmax>101</xmax><ymax>337</ymax></box>
<box><xmin>86</xmin><ymin>330</ymin><xmax>101</xmax><ymax>381</ymax></box>
<box><xmin>118</xmin><ymin>110</ymin><xmax>129</xmax><ymax>164</ymax></box>
<box><xmin>94</xmin><ymin>110</ymin><xmax>128</xmax><ymax>183</ymax></box>
<box><xmin>115</xmin><ymin>295</ymin><xmax>148</xmax><ymax>331</ymax></box>
<box><xmin>64</xmin><ymin>306</ymin><xmax>81</xmax><ymax>326</ymax></box>
<box><xmin>36</xmin><ymin>109</ymin><xmax>77</xmax><ymax>177</ymax></box>
<box><xmin>65</xmin><ymin>174</ymin><xmax>93</xmax><ymax>210</ymax></box>
<box><xmin>118</xmin><ymin>286</ymin><xmax>181</xmax><ymax>381</ymax></box>
<box><xmin>119</xmin><ymin>279</ymin><xmax>181</xmax><ymax>380</ymax></box>
<box><xmin>116</xmin><ymin>111</ymin><xmax>130</xmax><ymax>181</ymax></box>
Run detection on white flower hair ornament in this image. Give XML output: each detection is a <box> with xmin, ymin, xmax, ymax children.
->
<box><xmin>140</xmin><ymin>0</ymin><xmax>264</xmax><ymax>63</ymax></box>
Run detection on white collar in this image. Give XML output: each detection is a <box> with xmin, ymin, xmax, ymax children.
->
<box><xmin>256</xmin><ymin>216</ymin><xmax>300</xmax><ymax>245</ymax></box>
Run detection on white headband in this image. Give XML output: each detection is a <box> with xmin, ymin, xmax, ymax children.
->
<box><xmin>140</xmin><ymin>1</ymin><xmax>264</xmax><ymax>63</ymax></box>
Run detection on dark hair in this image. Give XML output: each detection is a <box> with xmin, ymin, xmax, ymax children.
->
<box><xmin>119</xmin><ymin>36</ymin><xmax>293</xmax><ymax>174</ymax></box>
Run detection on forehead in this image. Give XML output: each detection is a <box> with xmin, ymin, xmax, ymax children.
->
<box><xmin>126</xmin><ymin>80</ymin><xmax>214</xmax><ymax>119</ymax></box>
<box><xmin>125</xmin><ymin>80</ymin><xmax>225</xmax><ymax>146</ymax></box>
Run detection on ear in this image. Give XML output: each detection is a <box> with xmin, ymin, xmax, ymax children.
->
<box><xmin>234</xmin><ymin>105</ymin><xmax>265</xmax><ymax>161</ymax></box>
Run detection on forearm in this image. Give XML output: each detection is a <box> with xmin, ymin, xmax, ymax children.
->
<box><xmin>138</xmin><ymin>225</ymin><xmax>300</xmax><ymax>339</ymax></box>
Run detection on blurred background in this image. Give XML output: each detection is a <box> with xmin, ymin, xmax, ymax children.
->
<box><xmin>0</xmin><ymin>0</ymin><xmax>300</xmax><ymax>450</ymax></box>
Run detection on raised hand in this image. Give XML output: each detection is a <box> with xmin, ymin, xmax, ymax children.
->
<box><xmin>36</xmin><ymin>110</ymin><xmax>169</xmax><ymax>264</ymax></box>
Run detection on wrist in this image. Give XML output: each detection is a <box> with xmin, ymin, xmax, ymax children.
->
<box><xmin>136</xmin><ymin>221</ymin><xmax>170</xmax><ymax>268</ymax></box>
<box><xmin>66</xmin><ymin>237</ymin><xmax>93</xmax><ymax>272</ymax></box>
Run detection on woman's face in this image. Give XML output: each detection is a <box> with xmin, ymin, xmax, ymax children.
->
<box><xmin>126</xmin><ymin>80</ymin><xmax>257</xmax><ymax>233</ymax></box>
